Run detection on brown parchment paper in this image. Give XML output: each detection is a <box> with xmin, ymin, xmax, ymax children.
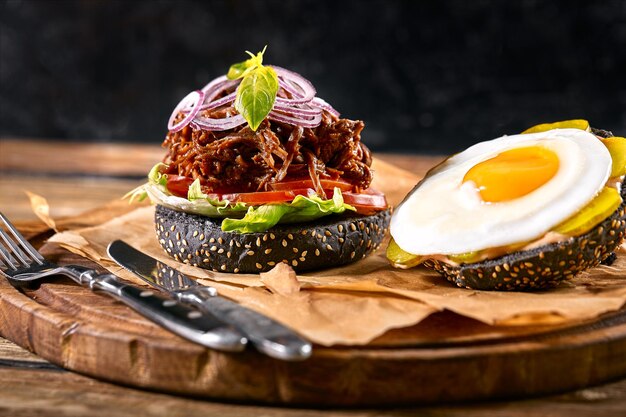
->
<box><xmin>43</xmin><ymin>159</ymin><xmax>626</xmax><ymax>346</ymax></box>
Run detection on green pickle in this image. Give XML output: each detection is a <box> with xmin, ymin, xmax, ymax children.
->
<box><xmin>555</xmin><ymin>187</ymin><xmax>622</xmax><ymax>236</ymax></box>
<box><xmin>601</xmin><ymin>136</ymin><xmax>626</xmax><ymax>177</ymax></box>
<box><xmin>386</xmin><ymin>239</ymin><xmax>424</xmax><ymax>268</ymax></box>
<box><xmin>522</xmin><ymin>119</ymin><xmax>590</xmax><ymax>134</ymax></box>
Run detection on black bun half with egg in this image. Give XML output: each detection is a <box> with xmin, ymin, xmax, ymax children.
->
<box><xmin>132</xmin><ymin>48</ymin><xmax>390</xmax><ymax>273</ymax></box>
<box><xmin>387</xmin><ymin>121</ymin><xmax>626</xmax><ymax>291</ymax></box>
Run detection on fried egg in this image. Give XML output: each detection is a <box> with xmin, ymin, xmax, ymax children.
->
<box><xmin>391</xmin><ymin>128</ymin><xmax>612</xmax><ymax>255</ymax></box>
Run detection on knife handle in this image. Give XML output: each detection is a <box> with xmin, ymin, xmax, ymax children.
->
<box><xmin>66</xmin><ymin>267</ymin><xmax>247</xmax><ymax>352</ymax></box>
<box><xmin>177</xmin><ymin>287</ymin><xmax>312</xmax><ymax>361</ymax></box>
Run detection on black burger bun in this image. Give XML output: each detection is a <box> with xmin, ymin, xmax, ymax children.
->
<box><xmin>154</xmin><ymin>204</ymin><xmax>391</xmax><ymax>273</ymax></box>
<box><xmin>425</xmin><ymin>175</ymin><xmax>626</xmax><ymax>291</ymax></box>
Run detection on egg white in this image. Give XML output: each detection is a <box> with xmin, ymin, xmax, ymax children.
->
<box><xmin>391</xmin><ymin>129</ymin><xmax>612</xmax><ymax>255</ymax></box>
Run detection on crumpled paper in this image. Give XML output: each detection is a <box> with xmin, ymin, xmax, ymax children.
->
<box><xmin>42</xmin><ymin>159</ymin><xmax>626</xmax><ymax>346</ymax></box>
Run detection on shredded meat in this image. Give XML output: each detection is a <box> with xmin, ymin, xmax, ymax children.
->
<box><xmin>162</xmin><ymin>105</ymin><xmax>373</xmax><ymax>194</ymax></box>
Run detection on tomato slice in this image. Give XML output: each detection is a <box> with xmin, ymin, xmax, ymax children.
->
<box><xmin>269</xmin><ymin>178</ymin><xmax>354</xmax><ymax>192</ymax></box>
<box><xmin>221</xmin><ymin>189</ymin><xmax>315</xmax><ymax>204</ymax></box>
<box><xmin>342</xmin><ymin>190</ymin><xmax>388</xmax><ymax>214</ymax></box>
<box><xmin>165</xmin><ymin>174</ymin><xmax>388</xmax><ymax>214</ymax></box>
<box><xmin>166</xmin><ymin>175</ymin><xmax>194</xmax><ymax>198</ymax></box>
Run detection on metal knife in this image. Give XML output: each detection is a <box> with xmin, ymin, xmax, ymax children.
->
<box><xmin>107</xmin><ymin>240</ymin><xmax>312</xmax><ymax>361</ymax></box>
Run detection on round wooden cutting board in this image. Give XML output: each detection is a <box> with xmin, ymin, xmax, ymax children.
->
<box><xmin>1</xmin><ymin>245</ymin><xmax>626</xmax><ymax>407</ymax></box>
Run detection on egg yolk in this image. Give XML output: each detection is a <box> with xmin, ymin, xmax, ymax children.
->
<box><xmin>463</xmin><ymin>146</ymin><xmax>560</xmax><ymax>202</ymax></box>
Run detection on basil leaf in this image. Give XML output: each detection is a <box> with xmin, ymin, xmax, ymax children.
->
<box><xmin>227</xmin><ymin>58</ymin><xmax>255</xmax><ymax>80</ymax></box>
<box><xmin>234</xmin><ymin>65</ymin><xmax>279</xmax><ymax>131</ymax></box>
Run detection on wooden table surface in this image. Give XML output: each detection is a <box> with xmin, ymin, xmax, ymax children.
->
<box><xmin>1</xmin><ymin>138</ymin><xmax>625</xmax><ymax>417</ymax></box>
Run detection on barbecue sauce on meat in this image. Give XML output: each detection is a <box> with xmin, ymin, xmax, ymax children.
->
<box><xmin>161</xmin><ymin>108</ymin><xmax>373</xmax><ymax>195</ymax></box>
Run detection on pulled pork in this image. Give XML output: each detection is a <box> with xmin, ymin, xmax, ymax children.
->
<box><xmin>161</xmin><ymin>107</ymin><xmax>372</xmax><ymax>197</ymax></box>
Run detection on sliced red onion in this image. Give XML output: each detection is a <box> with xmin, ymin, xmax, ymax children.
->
<box><xmin>199</xmin><ymin>91</ymin><xmax>236</xmax><ymax>111</ymax></box>
<box><xmin>201</xmin><ymin>76</ymin><xmax>238</xmax><ymax>102</ymax></box>
<box><xmin>311</xmin><ymin>97</ymin><xmax>340</xmax><ymax>118</ymax></box>
<box><xmin>169</xmin><ymin>66</ymin><xmax>338</xmax><ymax>132</ymax></box>
<box><xmin>271</xmin><ymin>66</ymin><xmax>316</xmax><ymax>104</ymax></box>
<box><xmin>268</xmin><ymin>110</ymin><xmax>322</xmax><ymax>128</ymax></box>
<box><xmin>273</xmin><ymin>102</ymin><xmax>322</xmax><ymax>118</ymax></box>
<box><xmin>167</xmin><ymin>90</ymin><xmax>205</xmax><ymax>132</ymax></box>
<box><xmin>193</xmin><ymin>113</ymin><xmax>246</xmax><ymax>131</ymax></box>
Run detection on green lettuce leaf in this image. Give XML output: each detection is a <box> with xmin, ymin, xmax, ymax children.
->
<box><xmin>130</xmin><ymin>164</ymin><xmax>356</xmax><ymax>233</ymax></box>
<box><xmin>221</xmin><ymin>188</ymin><xmax>355</xmax><ymax>233</ymax></box>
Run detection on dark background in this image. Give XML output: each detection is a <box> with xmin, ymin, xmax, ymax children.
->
<box><xmin>1</xmin><ymin>0</ymin><xmax>625</xmax><ymax>154</ymax></box>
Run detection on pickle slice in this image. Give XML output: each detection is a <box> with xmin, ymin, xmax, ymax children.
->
<box><xmin>554</xmin><ymin>187</ymin><xmax>622</xmax><ymax>236</ymax></box>
<box><xmin>386</xmin><ymin>238</ymin><xmax>424</xmax><ymax>268</ymax></box>
<box><xmin>522</xmin><ymin>119</ymin><xmax>590</xmax><ymax>134</ymax></box>
<box><xmin>601</xmin><ymin>136</ymin><xmax>626</xmax><ymax>177</ymax></box>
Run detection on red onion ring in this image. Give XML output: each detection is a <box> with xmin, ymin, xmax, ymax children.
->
<box><xmin>193</xmin><ymin>113</ymin><xmax>246</xmax><ymax>131</ymax></box>
<box><xmin>311</xmin><ymin>97</ymin><xmax>340</xmax><ymax>118</ymax></box>
<box><xmin>269</xmin><ymin>110</ymin><xmax>322</xmax><ymax>128</ymax></box>
<box><xmin>167</xmin><ymin>90</ymin><xmax>205</xmax><ymax>132</ymax></box>
<box><xmin>168</xmin><ymin>66</ymin><xmax>339</xmax><ymax>132</ymax></box>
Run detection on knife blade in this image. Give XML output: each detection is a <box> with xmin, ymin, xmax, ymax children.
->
<box><xmin>107</xmin><ymin>240</ymin><xmax>312</xmax><ymax>361</ymax></box>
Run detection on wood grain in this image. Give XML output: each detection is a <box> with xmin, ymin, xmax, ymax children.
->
<box><xmin>1</xmin><ymin>245</ymin><xmax>626</xmax><ymax>406</ymax></box>
<box><xmin>2</xmin><ymin>139</ymin><xmax>626</xmax><ymax>414</ymax></box>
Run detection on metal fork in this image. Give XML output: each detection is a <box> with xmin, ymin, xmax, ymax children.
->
<box><xmin>0</xmin><ymin>211</ymin><xmax>247</xmax><ymax>352</ymax></box>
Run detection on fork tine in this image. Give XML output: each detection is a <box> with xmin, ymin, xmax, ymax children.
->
<box><xmin>0</xmin><ymin>212</ymin><xmax>44</xmax><ymax>264</ymax></box>
<box><xmin>0</xmin><ymin>239</ymin><xmax>19</xmax><ymax>270</ymax></box>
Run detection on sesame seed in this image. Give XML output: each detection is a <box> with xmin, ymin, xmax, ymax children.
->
<box><xmin>230</xmin><ymin>240</ymin><xmax>234</xmax><ymax>247</ymax></box>
<box><xmin>256</xmin><ymin>263</ymin><xmax>263</xmax><ymax>269</ymax></box>
<box><xmin>221</xmin><ymin>265</ymin><xmax>226</xmax><ymax>271</ymax></box>
<box><xmin>315</xmin><ymin>249</ymin><xmax>320</xmax><ymax>256</ymax></box>
<box><xmin>301</xmin><ymin>250</ymin><xmax>308</xmax><ymax>257</ymax></box>
<box><xmin>263</xmin><ymin>234</ymin><xmax>268</xmax><ymax>241</ymax></box>
<box><xmin>359</xmin><ymin>221</ymin><xmax>365</xmax><ymax>230</ymax></box>
<box><xmin>170</xmin><ymin>225</ymin><xmax>176</xmax><ymax>232</ymax></box>
<box><xmin>350</xmin><ymin>251</ymin><xmax>356</xmax><ymax>259</ymax></box>
<box><xmin>288</xmin><ymin>233</ymin><xmax>294</xmax><ymax>240</ymax></box>
<box><xmin>291</xmin><ymin>260</ymin><xmax>298</xmax><ymax>267</ymax></box>
<box><xmin>175</xmin><ymin>232</ymin><xmax>180</xmax><ymax>240</ymax></box>
<box><xmin>270</xmin><ymin>233</ymin><xmax>276</xmax><ymax>240</ymax></box>
<box><xmin>193</xmin><ymin>230</ymin><xmax>199</xmax><ymax>237</ymax></box>
<box><xmin>168</xmin><ymin>240</ymin><xmax>173</xmax><ymax>248</ymax></box>
<box><xmin>325</xmin><ymin>230</ymin><xmax>332</xmax><ymax>237</ymax></box>
<box><xmin>311</xmin><ymin>230</ymin><xmax>316</xmax><ymax>237</ymax></box>
<box><xmin>180</xmin><ymin>247</ymin><xmax>186</xmax><ymax>253</ymax></box>
<box><xmin>282</xmin><ymin>239</ymin><xmax>288</xmax><ymax>247</ymax></box>
<box><xmin>199</xmin><ymin>233</ymin><xmax>205</xmax><ymax>240</ymax></box>
<box><xmin>210</xmin><ymin>246</ymin><xmax>217</xmax><ymax>251</ymax></box>
<box><xmin>338</xmin><ymin>238</ymin><xmax>345</xmax><ymax>243</ymax></box>
<box><xmin>338</xmin><ymin>225</ymin><xmax>344</xmax><ymax>233</ymax></box>
<box><xmin>195</xmin><ymin>250</ymin><xmax>200</xmax><ymax>256</ymax></box>
<box><xmin>264</xmin><ymin>249</ymin><xmax>272</xmax><ymax>254</ymax></box>
<box><xmin>236</xmin><ymin>241</ymin><xmax>241</xmax><ymax>248</ymax></box>
<box><xmin>218</xmin><ymin>237</ymin><xmax>224</xmax><ymax>244</ymax></box>
<box><xmin>203</xmin><ymin>258</ymin><xmax>210</xmax><ymax>263</ymax></box>
<box><xmin>182</xmin><ymin>239</ymin><xmax>188</xmax><ymax>246</ymax></box>
<box><xmin>234</xmin><ymin>268</ymin><xmax>240</xmax><ymax>273</ymax></box>
<box><xmin>159</xmin><ymin>239</ymin><xmax>165</xmax><ymax>244</ymax></box>
<box><xmin>299</xmin><ymin>257</ymin><xmax>305</xmax><ymax>262</ymax></box>
<box><xmin>267</xmin><ymin>261</ymin><xmax>276</xmax><ymax>266</ymax></box>
<box><xmin>210</xmin><ymin>238</ymin><xmax>215</xmax><ymax>243</ymax></box>
<box><xmin>293</xmin><ymin>248</ymin><xmax>299</xmax><ymax>253</ymax></box>
<box><xmin>322</xmin><ymin>236</ymin><xmax>327</xmax><ymax>242</ymax></box>
<box><xmin>187</xmin><ymin>254</ymin><xmax>192</xmax><ymax>260</ymax></box>
<box><xmin>227</xmin><ymin>252</ymin><xmax>231</xmax><ymax>258</ymax></box>
<box><xmin>247</xmin><ymin>250</ymin><xmax>255</xmax><ymax>256</ymax></box>
<box><xmin>217</xmin><ymin>248</ymin><xmax>224</xmax><ymax>254</ymax></box>
<box><xmin>164</xmin><ymin>231</ymin><xmax>169</xmax><ymax>237</ymax></box>
<box><xmin>256</xmin><ymin>237</ymin><xmax>261</xmax><ymax>247</ymax></box>
<box><xmin>365</xmin><ymin>227</ymin><xmax>370</xmax><ymax>234</ymax></box>
<box><xmin>350</xmin><ymin>223</ymin><xmax>357</xmax><ymax>231</ymax></box>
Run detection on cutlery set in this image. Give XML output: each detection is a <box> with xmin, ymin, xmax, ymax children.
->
<box><xmin>0</xmin><ymin>212</ymin><xmax>311</xmax><ymax>361</ymax></box>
